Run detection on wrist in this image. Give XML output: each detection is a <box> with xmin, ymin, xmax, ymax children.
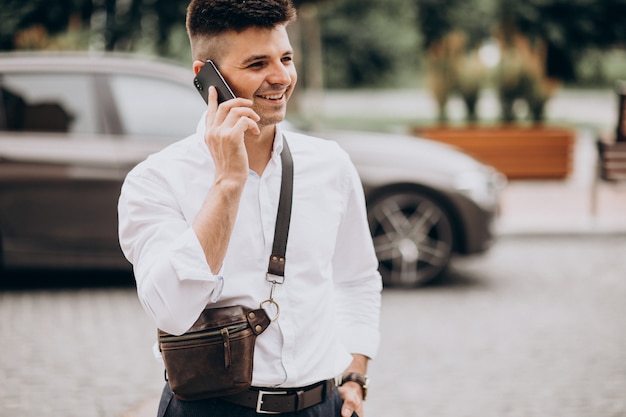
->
<box><xmin>338</xmin><ymin>372</ymin><xmax>369</xmax><ymax>401</ymax></box>
<box><xmin>213</xmin><ymin>175</ymin><xmax>247</xmax><ymax>198</ymax></box>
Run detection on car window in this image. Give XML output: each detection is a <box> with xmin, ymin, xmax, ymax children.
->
<box><xmin>108</xmin><ymin>75</ymin><xmax>204</xmax><ymax>138</ymax></box>
<box><xmin>0</xmin><ymin>73</ymin><xmax>99</xmax><ymax>134</ymax></box>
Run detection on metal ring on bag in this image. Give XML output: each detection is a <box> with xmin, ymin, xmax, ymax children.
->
<box><xmin>260</xmin><ymin>299</ymin><xmax>280</xmax><ymax>322</ymax></box>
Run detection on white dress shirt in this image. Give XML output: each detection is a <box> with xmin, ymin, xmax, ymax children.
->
<box><xmin>118</xmin><ymin>116</ymin><xmax>382</xmax><ymax>388</ymax></box>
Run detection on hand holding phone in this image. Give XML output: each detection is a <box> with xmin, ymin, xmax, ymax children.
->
<box><xmin>195</xmin><ymin>59</ymin><xmax>260</xmax><ymax>140</ymax></box>
<box><xmin>193</xmin><ymin>60</ymin><xmax>236</xmax><ymax>104</ymax></box>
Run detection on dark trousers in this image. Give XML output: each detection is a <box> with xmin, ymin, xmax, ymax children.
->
<box><xmin>157</xmin><ymin>383</ymin><xmax>355</xmax><ymax>417</ymax></box>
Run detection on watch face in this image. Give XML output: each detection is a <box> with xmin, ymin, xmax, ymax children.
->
<box><xmin>362</xmin><ymin>377</ymin><xmax>369</xmax><ymax>400</ymax></box>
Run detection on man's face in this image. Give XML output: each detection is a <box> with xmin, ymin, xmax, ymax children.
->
<box><xmin>216</xmin><ymin>25</ymin><xmax>297</xmax><ymax>127</ymax></box>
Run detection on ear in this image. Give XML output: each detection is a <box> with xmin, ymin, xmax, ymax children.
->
<box><xmin>192</xmin><ymin>60</ymin><xmax>205</xmax><ymax>76</ymax></box>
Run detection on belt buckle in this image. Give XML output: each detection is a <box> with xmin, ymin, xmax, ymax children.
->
<box><xmin>256</xmin><ymin>390</ymin><xmax>288</xmax><ymax>414</ymax></box>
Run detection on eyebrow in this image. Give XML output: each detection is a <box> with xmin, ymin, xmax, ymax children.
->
<box><xmin>240</xmin><ymin>50</ymin><xmax>294</xmax><ymax>66</ymax></box>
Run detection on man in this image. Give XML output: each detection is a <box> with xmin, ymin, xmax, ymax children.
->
<box><xmin>117</xmin><ymin>1</ymin><xmax>382</xmax><ymax>416</ymax></box>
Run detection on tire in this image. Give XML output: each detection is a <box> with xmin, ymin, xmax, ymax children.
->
<box><xmin>367</xmin><ymin>189</ymin><xmax>455</xmax><ymax>287</ymax></box>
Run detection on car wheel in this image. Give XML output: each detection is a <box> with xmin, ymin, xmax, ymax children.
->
<box><xmin>367</xmin><ymin>189</ymin><xmax>455</xmax><ymax>287</ymax></box>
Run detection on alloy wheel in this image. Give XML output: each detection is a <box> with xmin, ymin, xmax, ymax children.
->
<box><xmin>367</xmin><ymin>191</ymin><xmax>454</xmax><ymax>287</ymax></box>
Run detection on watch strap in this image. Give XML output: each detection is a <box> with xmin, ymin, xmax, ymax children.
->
<box><xmin>338</xmin><ymin>372</ymin><xmax>369</xmax><ymax>400</ymax></box>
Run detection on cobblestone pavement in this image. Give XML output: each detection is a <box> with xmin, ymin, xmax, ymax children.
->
<box><xmin>0</xmin><ymin>284</ymin><xmax>164</xmax><ymax>417</ymax></box>
<box><xmin>366</xmin><ymin>235</ymin><xmax>626</xmax><ymax>417</ymax></box>
<box><xmin>1</xmin><ymin>235</ymin><xmax>625</xmax><ymax>417</ymax></box>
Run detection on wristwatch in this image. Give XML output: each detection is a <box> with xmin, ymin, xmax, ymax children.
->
<box><xmin>338</xmin><ymin>372</ymin><xmax>369</xmax><ymax>400</ymax></box>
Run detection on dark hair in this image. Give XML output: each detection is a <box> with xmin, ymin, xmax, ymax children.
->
<box><xmin>186</xmin><ymin>0</ymin><xmax>297</xmax><ymax>38</ymax></box>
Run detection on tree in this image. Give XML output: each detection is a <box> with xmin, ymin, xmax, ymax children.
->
<box><xmin>498</xmin><ymin>0</ymin><xmax>626</xmax><ymax>80</ymax></box>
<box><xmin>494</xmin><ymin>0</ymin><xmax>626</xmax><ymax>122</ymax></box>
<box><xmin>317</xmin><ymin>0</ymin><xmax>420</xmax><ymax>88</ymax></box>
<box><xmin>0</xmin><ymin>0</ymin><xmax>78</xmax><ymax>50</ymax></box>
<box><xmin>415</xmin><ymin>0</ymin><xmax>494</xmax><ymax>121</ymax></box>
<box><xmin>0</xmin><ymin>0</ymin><xmax>189</xmax><ymax>57</ymax></box>
<box><xmin>411</xmin><ymin>0</ymin><xmax>626</xmax><ymax>122</ymax></box>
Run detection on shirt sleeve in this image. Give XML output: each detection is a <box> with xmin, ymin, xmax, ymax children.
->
<box><xmin>331</xmin><ymin>157</ymin><xmax>383</xmax><ymax>360</ymax></box>
<box><xmin>118</xmin><ymin>167</ymin><xmax>223</xmax><ymax>336</ymax></box>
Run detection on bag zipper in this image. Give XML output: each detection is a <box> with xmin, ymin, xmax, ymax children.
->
<box><xmin>160</xmin><ymin>323</ymin><xmax>248</xmax><ymax>343</ymax></box>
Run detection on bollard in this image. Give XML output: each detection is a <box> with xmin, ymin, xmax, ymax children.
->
<box><xmin>616</xmin><ymin>80</ymin><xmax>626</xmax><ymax>142</ymax></box>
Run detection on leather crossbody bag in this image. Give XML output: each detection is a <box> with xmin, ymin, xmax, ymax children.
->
<box><xmin>157</xmin><ymin>137</ymin><xmax>294</xmax><ymax>401</ymax></box>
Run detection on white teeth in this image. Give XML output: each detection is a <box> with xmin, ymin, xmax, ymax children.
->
<box><xmin>260</xmin><ymin>94</ymin><xmax>283</xmax><ymax>100</ymax></box>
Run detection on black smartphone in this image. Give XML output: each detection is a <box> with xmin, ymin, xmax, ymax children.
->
<box><xmin>193</xmin><ymin>60</ymin><xmax>236</xmax><ymax>104</ymax></box>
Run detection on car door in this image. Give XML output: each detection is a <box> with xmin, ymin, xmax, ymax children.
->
<box><xmin>0</xmin><ymin>70</ymin><xmax>125</xmax><ymax>269</ymax></box>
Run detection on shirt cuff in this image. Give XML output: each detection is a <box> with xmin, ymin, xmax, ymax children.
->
<box><xmin>169</xmin><ymin>228</ymin><xmax>224</xmax><ymax>302</ymax></box>
<box><xmin>341</xmin><ymin>325</ymin><xmax>380</xmax><ymax>360</ymax></box>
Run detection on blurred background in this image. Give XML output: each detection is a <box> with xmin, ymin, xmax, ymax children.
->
<box><xmin>1</xmin><ymin>1</ymin><xmax>626</xmax><ymax>417</ymax></box>
<box><xmin>2</xmin><ymin>0</ymin><xmax>625</xmax><ymax>129</ymax></box>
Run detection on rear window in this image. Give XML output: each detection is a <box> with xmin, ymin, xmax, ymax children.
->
<box><xmin>108</xmin><ymin>74</ymin><xmax>204</xmax><ymax>138</ymax></box>
<box><xmin>0</xmin><ymin>73</ymin><xmax>99</xmax><ymax>134</ymax></box>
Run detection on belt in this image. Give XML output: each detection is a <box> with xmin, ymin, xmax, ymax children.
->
<box><xmin>222</xmin><ymin>379</ymin><xmax>335</xmax><ymax>414</ymax></box>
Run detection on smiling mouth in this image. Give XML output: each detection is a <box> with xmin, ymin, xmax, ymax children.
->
<box><xmin>258</xmin><ymin>93</ymin><xmax>285</xmax><ymax>101</ymax></box>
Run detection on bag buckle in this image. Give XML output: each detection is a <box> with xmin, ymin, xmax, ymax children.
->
<box><xmin>262</xmin><ymin>273</ymin><xmax>283</xmax><ymax>322</ymax></box>
<box><xmin>266</xmin><ymin>273</ymin><xmax>285</xmax><ymax>285</ymax></box>
<box><xmin>256</xmin><ymin>390</ymin><xmax>288</xmax><ymax>414</ymax></box>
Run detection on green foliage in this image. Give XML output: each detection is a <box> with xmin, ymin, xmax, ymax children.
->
<box><xmin>0</xmin><ymin>0</ymin><xmax>189</xmax><ymax>60</ymax></box>
<box><xmin>576</xmin><ymin>48</ymin><xmax>626</xmax><ymax>87</ymax></box>
<box><xmin>318</xmin><ymin>0</ymin><xmax>421</xmax><ymax>88</ymax></box>
<box><xmin>497</xmin><ymin>0</ymin><xmax>626</xmax><ymax>81</ymax></box>
<box><xmin>499</xmin><ymin>0</ymin><xmax>626</xmax><ymax>49</ymax></box>
<box><xmin>0</xmin><ymin>0</ymin><xmax>76</xmax><ymax>49</ymax></box>
<box><xmin>414</xmin><ymin>0</ymin><xmax>456</xmax><ymax>49</ymax></box>
<box><xmin>447</xmin><ymin>0</ymin><xmax>495</xmax><ymax>48</ymax></box>
<box><xmin>1</xmin><ymin>0</ymin><xmax>624</xmax><ymax>89</ymax></box>
<box><xmin>413</xmin><ymin>0</ymin><xmax>495</xmax><ymax>49</ymax></box>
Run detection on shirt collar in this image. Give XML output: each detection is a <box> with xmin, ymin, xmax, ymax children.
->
<box><xmin>273</xmin><ymin>123</ymin><xmax>285</xmax><ymax>157</ymax></box>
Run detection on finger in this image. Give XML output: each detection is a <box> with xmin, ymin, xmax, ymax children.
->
<box><xmin>207</xmin><ymin>86</ymin><xmax>219</xmax><ymax>113</ymax></box>
<box><xmin>340</xmin><ymin>397</ymin><xmax>358</xmax><ymax>417</ymax></box>
<box><xmin>221</xmin><ymin>105</ymin><xmax>260</xmax><ymax>124</ymax></box>
<box><xmin>338</xmin><ymin>386</ymin><xmax>363</xmax><ymax>417</ymax></box>
<box><xmin>210</xmin><ymin>98</ymin><xmax>257</xmax><ymax>129</ymax></box>
<box><xmin>205</xmin><ymin>86</ymin><xmax>219</xmax><ymax>130</ymax></box>
<box><xmin>233</xmin><ymin>116</ymin><xmax>260</xmax><ymax>136</ymax></box>
<box><xmin>342</xmin><ymin>407</ymin><xmax>362</xmax><ymax>417</ymax></box>
<box><xmin>215</xmin><ymin>97</ymin><xmax>254</xmax><ymax>113</ymax></box>
<box><xmin>219</xmin><ymin>105</ymin><xmax>260</xmax><ymax>136</ymax></box>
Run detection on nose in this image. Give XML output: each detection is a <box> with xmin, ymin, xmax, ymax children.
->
<box><xmin>268</xmin><ymin>61</ymin><xmax>293</xmax><ymax>86</ymax></box>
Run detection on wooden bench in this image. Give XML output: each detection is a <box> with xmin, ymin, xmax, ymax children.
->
<box><xmin>412</xmin><ymin>125</ymin><xmax>576</xmax><ymax>179</ymax></box>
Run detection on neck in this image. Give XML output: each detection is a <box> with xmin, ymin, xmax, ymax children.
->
<box><xmin>245</xmin><ymin>124</ymin><xmax>276</xmax><ymax>176</ymax></box>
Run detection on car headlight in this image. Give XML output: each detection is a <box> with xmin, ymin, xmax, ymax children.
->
<box><xmin>453</xmin><ymin>168</ymin><xmax>507</xmax><ymax>211</ymax></box>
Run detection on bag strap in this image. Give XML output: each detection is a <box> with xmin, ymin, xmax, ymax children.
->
<box><xmin>267</xmin><ymin>136</ymin><xmax>293</xmax><ymax>278</ymax></box>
